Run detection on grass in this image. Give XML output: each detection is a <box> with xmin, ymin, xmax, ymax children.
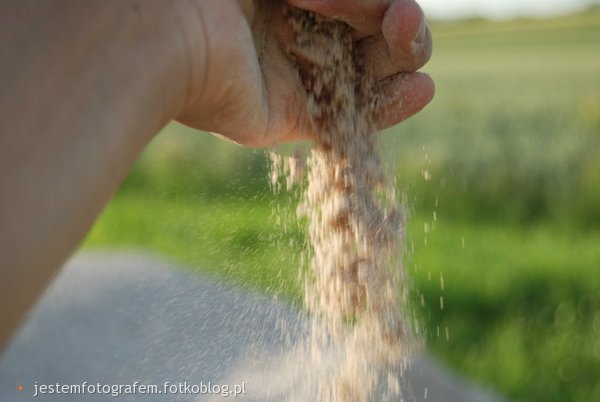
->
<box><xmin>85</xmin><ymin>194</ymin><xmax>305</xmax><ymax>299</ymax></box>
<box><xmin>84</xmin><ymin>193</ymin><xmax>600</xmax><ymax>402</ymax></box>
<box><xmin>410</xmin><ymin>220</ymin><xmax>600</xmax><ymax>402</ymax></box>
<box><xmin>82</xmin><ymin>9</ymin><xmax>600</xmax><ymax>402</ymax></box>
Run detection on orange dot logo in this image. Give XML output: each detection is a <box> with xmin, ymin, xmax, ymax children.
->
<box><xmin>17</xmin><ymin>385</ymin><xmax>23</xmax><ymax>391</ymax></box>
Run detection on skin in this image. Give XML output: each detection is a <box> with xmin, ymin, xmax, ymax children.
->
<box><xmin>0</xmin><ymin>0</ymin><xmax>433</xmax><ymax>352</ymax></box>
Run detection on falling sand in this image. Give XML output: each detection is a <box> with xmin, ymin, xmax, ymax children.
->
<box><xmin>268</xmin><ymin>5</ymin><xmax>415</xmax><ymax>402</ymax></box>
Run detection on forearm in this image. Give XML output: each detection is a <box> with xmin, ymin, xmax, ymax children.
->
<box><xmin>0</xmin><ymin>0</ymin><xmax>194</xmax><ymax>350</ymax></box>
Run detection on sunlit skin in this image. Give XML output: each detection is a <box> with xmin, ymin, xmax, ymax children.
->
<box><xmin>0</xmin><ymin>0</ymin><xmax>433</xmax><ymax>351</ymax></box>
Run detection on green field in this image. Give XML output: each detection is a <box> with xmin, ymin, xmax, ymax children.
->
<box><xmin>84</xmin><ymin>9</ymin><xmax>600</xmax><ymax>402</ymax></box>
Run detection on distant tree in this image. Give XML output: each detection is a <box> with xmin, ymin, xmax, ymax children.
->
<box><xmin>585</xmin><ymin>1</ymin><xmax>600</xmax><ymax>13</ymax></box>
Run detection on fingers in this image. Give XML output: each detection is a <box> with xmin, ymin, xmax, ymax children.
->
<box><xmin>288</xmin><ymin>0</ymin><xmax>432</xmax><ymax>77</ymax></box>
<box><xmin>381</xmin><ymin>0</ymin><xmax>432</xmax><ymax>73</ymax></box>
<box><xmin>283</xmin><ymin>0</ymin><xmax>435</xmax><ymax>135</ymax></box>
<box><xmin>287</xmin><ymin>0</ymin><xmax>391</xmax><ymax>35</ymax></box>
<box><xmin>361</xmin><ymin>0</ymin><xmax>431</xmax><ymax>78</ymax></box>
<box><xmin>277</xmin><ymin>72</ymin><xmax>435</xmax><ymax>144</ymax></box>
<box><xmin>360</xmin><ymin>30</ymin><xmax>431</xmax><ymax>79</ymax></box>
<box><xmin>373</xmin><ymin>72</ymin><xmax>435</xmax><ymax>129</ymax></box>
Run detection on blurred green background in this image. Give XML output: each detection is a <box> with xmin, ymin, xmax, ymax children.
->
<box><xmin>84</xmin><ymin>8</ymin><xmax>600</xmax><ymax>402</ymax></box>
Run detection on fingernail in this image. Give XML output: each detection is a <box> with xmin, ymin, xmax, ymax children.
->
<box><xmin>411</xmin><ymin>20</ymin><xmax>427</xmax><ymax>50</ymax></box>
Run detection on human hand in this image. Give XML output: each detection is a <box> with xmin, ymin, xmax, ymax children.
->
<box><xmin>175</xmin><ymin>0</ymin><xmax>434</xmax><ymax>147</ymax></box>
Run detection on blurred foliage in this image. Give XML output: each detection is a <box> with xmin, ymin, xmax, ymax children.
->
<box><xmin>86</xmin><ymin>10</ymin><xmax>600</xmax><ymax>402</ymax></box>
<box><xmin>385</xmin><ymin>9</ymin><xmax>600</xmax><ymax>230</ymax></box>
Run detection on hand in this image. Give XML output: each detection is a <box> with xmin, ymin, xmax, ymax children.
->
<box><xmin>176</xmin><ymin>0</ymin><xmax>434</xmax><ymax>147</ymax></box>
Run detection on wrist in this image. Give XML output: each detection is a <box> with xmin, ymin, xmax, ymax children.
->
<box><xmin>117</xmin><ymin>0</ymin><xmax>207</xmax><ymax>141</ymax></box>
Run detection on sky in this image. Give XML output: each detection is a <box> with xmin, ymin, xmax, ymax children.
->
<box><xmin>418</xmin><ymin>0</ymin><xmax>596</xmax><ymax>20</ymax></box>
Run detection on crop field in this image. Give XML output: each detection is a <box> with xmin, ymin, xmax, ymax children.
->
<box><xmin>84</xmin><ymin>9</ymin><xmax>600</xmax><ymax>402</ymax></box>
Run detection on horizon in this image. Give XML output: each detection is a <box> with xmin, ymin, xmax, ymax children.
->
<box><xmin>419</xmin><ymin>0</ymin><xmax>597</xmax><ymax>21</ymax></box>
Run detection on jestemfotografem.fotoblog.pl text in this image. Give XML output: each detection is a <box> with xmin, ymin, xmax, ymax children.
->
<box><xmin>18</xmin><ymin>381</ymin><xmax>247</xmax><ymax>398</ymax></box>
